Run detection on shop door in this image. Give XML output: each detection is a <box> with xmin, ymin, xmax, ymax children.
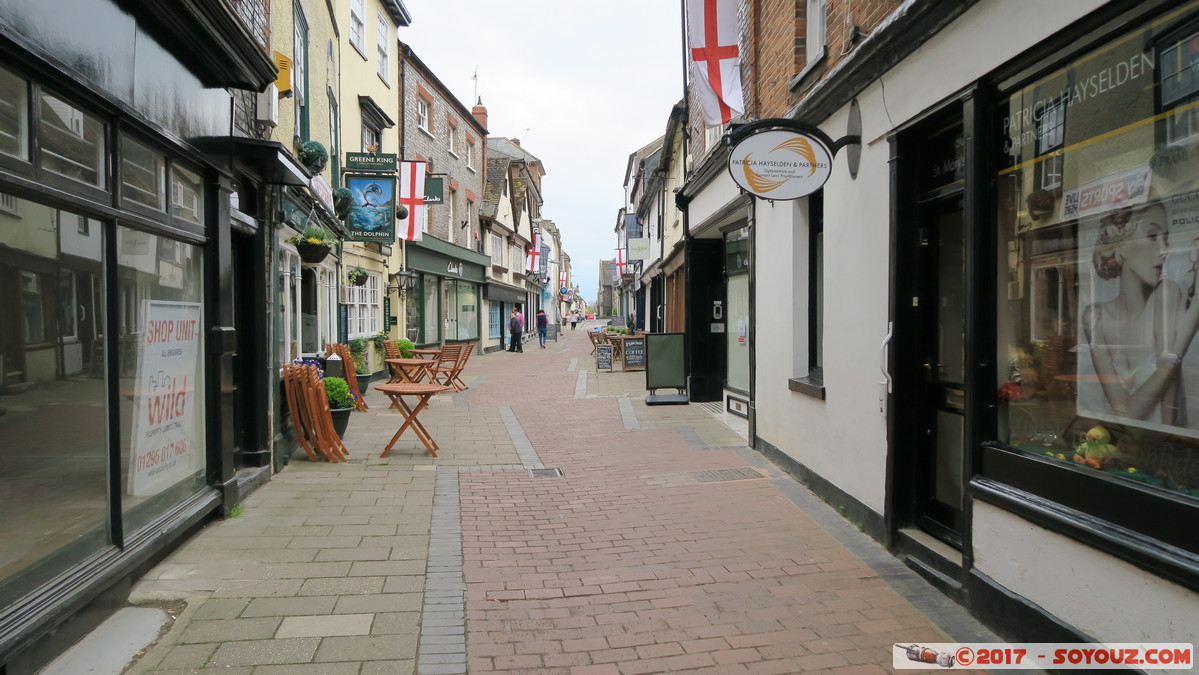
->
<box><xmin>911</xmin><ymin>197</ymin><xmax>967</xmax><ymax>545</ymax></box>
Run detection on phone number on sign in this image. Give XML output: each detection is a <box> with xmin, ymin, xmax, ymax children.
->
<box><xmin>893</xmin><ymin>643</ymin><xmax>1194</xmax><ymax>670</ymax></box>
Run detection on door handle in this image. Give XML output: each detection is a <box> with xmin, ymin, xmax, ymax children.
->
<box><xmin>879</xmin><ymin>321</ymin><xmax>893</xmax><ymax>393</ymax></box>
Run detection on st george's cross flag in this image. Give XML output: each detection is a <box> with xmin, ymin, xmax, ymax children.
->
<box><xmin>615</xmin><ymin>246</ymin><xmax>627</xmax><ymax>277</ymax></box>
<box><xmin>397</xmin><ymin>161</ymin><xmax>426</xmax><ymax>242</ymax></box>
<box><xmin>526</xmin><ymin>230</ymin><xmax>541</xmax><ymax>272</ymax></box>
<box><xmin>686</xmin><ymin>0</ymin><xmax>744</xmax><ymax>127</ymax></box>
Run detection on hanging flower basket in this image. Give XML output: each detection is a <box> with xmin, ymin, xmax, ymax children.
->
<box><xmin>296</xmin><ymin>242</ymin><xmax>331</xmax><ymax>264</ymax></box>
<box><xmin>348</xmin><ymin>266</ymin><xmax>369</xmax><ymax>286</ymax></box>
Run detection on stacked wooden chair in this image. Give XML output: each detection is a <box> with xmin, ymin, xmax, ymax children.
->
<box><xmin>325</xmin><ymin>343</ymin><xmax>368</xmax><ymax>412</ymax></box>
<box><xmin>426</xmin><ymin>344</ymin><xmax>462</xmax><ymax>389</ymax></box>
<box><xmin>430</xmin><ymin>343</ymin><xmax>473</xmax><ymax>391</ymax></box>
<box><xmin>282</xmin><ymin>362</ymin><xmax>349</xmax><ymax>463</ymax></box>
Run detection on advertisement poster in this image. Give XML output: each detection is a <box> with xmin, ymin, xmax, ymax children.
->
<box><xmin>128</xmin><ymin>301</ymin><xmax>203</xmax><ymax>496</ymax></box>
<box><xmin>345</xmin><ymin>175</ymin><xmax>396</xmax><ymax>241</ymax></box>
<box><xmin>1075</xmin><ymin>192</ymin><xmax>1199</xmax><ymax>437</ymax></box>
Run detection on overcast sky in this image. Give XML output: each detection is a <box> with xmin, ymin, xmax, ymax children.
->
<box><xmin>400</xmin><ymin>1</ymin><xmax>684</xmax><ymax>306</ymax></box>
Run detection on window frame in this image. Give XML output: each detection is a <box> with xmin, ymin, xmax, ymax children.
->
<box><xmin>789</xmin><ymin>191</ymin><xmax>825</xmax><ymax>399</ymax></box>
<box><xmin>349</xmin><ymin>0</ymin><xmax>366</xmax><ymax>57</ymax></box>
<box><xmin>375</xmin><ymin>10</ymin><xmax>390</xmax><ymax>84</ymax></box>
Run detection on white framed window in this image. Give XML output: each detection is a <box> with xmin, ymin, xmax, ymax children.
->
<box><xmin>466</xmin><ymin>140</ymin><xmax>476</xmax><ymax>169</ymax></box>
<box><xmin>806</xmin><ymin>0</ymin><xmax>826</xmax><ymax>64</ymax></box>
<box><xmin>347</xmin><ymin>272</ymin><xmax>381</xmax><ymax>338</ymax></box>
<box><xmin>490</xmin><ymin>233</ymin><xmax>504</xmax><ymax>266</ymax></box>
<box><xmin>447</xmin><ymin>189</ymin><xmax>457</xmax><ymax>244</ymax></box>
<box><xmin>375</xmin><ymin>11</ymin><xmax>389</xmax><ymax>83</ymax></box>
<box><xmin>448</xmin><ymin>124</ymin><xmax>458</xmax><ymax>155</ymax></box>
<box><xmin>511</xmin><ymin>244</ymin><xmax>522</xmax><ymax>272</ymax></box>
<box><xmin>349</xmin><ymin>0</ymin><xmax>365</xmax><ymax>55</ymax></box>
<box><xmin>417</xmin><ymin>98</ymin><xmax>431</xmax><ymax>132</ymax></box>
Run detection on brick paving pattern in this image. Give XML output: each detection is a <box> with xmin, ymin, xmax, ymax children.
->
<box><xmin>122</xmin><ymin>324</ymin><xmax>1005</xmax><ymax>674</ymax></box>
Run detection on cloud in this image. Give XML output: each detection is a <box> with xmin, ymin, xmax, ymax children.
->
<box><xmin>401</xmin><ymin>0</ymin><xmax>682</xmax><ymax>305</ymax></box>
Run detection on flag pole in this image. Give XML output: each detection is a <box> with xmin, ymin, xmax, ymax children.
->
<box><xmin>680</xmin><ymin>0</ymin><xmax>690</xmax><ymax>180</ymax></box>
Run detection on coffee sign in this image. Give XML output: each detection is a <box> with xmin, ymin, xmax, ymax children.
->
<box><xmin>728</xmin><ymin>129</ymin><xmax>833</xmax><ymax>200</ymax></box>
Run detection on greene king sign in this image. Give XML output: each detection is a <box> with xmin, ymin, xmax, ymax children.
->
<box><xmin>728</xmin><ymin>129</ymin><xmax>833</xmax><ymax>200</ymax></box>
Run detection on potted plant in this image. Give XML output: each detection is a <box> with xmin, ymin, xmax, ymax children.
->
<box><xmin>324</xmin><ymin>376</ymin><xmax>355</xmax><ymax>437</ymax></box>
<box><xmin>286</xmin><ymin>226</ymin><xmax>336</xmax><ymax>263</ymax></box>
<box><xmin>396</xmin><ymin>338</ymin><xmax>415</xmax><ymax>358</ymax></box>
<box><xmin>347</xmin><ymin>265</ymin><xmax>368</xmax><ymax>286</ymax></box>
<box><xmin>298</xmin><ymin>140</ymin><xmax>329</xmax><ymax>173</ymax></box>
<box><xmin>334</xmin><ymin>186</ymin><xmax>354</xmax><ymax>220</ymax></box>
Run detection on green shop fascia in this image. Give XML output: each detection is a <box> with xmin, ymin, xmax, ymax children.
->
<box><xmin>404</xmin><ymin>237</ymin><xmax>490</xmax><ymax>345</ymax></box>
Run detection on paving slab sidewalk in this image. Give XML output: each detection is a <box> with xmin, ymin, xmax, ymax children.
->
<box><xmin>74</xmin><ymin>323</ymin><xmax>1013</xmax><ymax>675</ymax></box>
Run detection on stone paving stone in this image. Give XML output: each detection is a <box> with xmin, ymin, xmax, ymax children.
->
<box><xmin>276</xmin><ymin>612</ymin><xmax>374</xmax><ymax>638</ymax></box>
<box><xmin>240</xmin><ymin>595</ymin><xmax>337</xmax><ymax>617</ymax></box>
<box><xmin>177</xmin><ymin>616</ymin><xmax>282</xmax><ymax>644</ymax></box>
<box><xmin>208</xmin><ymin>637</ymin><xmax>319</xmax><ymax>666</ymax></box>
<box><xmin>298</xmin><ymin>575</ymin><xmax>385</xmax><ymax>596</ymax></box>
<box><xmin>314</xmin><ymin>634</ymin><xmax>420</xmax><ymax>661</ymax></box>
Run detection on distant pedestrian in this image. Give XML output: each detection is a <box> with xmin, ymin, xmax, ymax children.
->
<box><xmin>508</xmin><ymin>309</ymin><xmax>523</xmax><ymax>352</ymax></box>
<box><xmin>536</xmin><ymin>309</ymin><xmax>548</xmax><ymax>348</ymax></box>
<box><xmin>570</xmin><ymin>310</ymin><xmax>579</xmax><ymax>330</ymax></box>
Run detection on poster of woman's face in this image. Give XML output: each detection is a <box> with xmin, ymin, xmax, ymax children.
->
<box><xmin>1077</xmin><ymin>191</ymin><xmax>1199</xmax><ymax>438</ymax></box>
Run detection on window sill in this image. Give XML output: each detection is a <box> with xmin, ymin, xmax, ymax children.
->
<box><xmin>418</xmin><ymin>126</ymin><xmax>435</xmax><ymax>140</ymax></box>
<box><xmin>788</xmin><ymin>372</ymin><xmax>825</xmax><ymax>400</ymax></box>
<box><xmin>448</xmin><ymin>150</ymin><xmax>460</xmax><ymax>159</ymax></box>
<box><xmin>351</xmin><ymin>42</ymin><xmax>367</xmax><ymax>61</ymax></box>
<box><xmin>492</xmin><ymin>264</ymin><xmax>509</xmax><ymax>273</ymax></box>
<box><xmin>376</xmin><ymin>72</ymin><xmax>390</xmax><ymax>88</ymax></box>
<box><xmin>787</xmin><ymin>45</ymin><xmax>828</xmax><ymax>92</ymax></box>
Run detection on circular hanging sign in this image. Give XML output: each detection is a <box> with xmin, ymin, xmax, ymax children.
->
<box><xmin>727</xmin><ymin>129</ymin><xmax>833</xmax><ymax>200</ymax></box>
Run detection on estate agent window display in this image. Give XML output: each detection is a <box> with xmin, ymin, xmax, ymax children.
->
<box><xmin>0</xmin><ymin>68</ymin><xmax>210</xmax><ymax>610</ymax></box>
<box><xmin>993</xmin><ymin>6</ymin><xmax>1199</xmax><ymax>533</ymax></box>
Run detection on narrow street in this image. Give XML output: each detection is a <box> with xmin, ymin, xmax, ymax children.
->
<box><xmin>114</xmin><ymin>324</ymin><xmax>997</xmax><ymax>674</ymax></box>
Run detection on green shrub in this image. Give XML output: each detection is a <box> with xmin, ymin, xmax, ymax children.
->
<box><xmin>325</xmin><ymin>377</ymin><xmax>354</xmax><ymax>409</ymax></box>
<box><xmin>348</xmin><ymin>338</ymin><xmax>370</xmax><ymax>374</ymax></box>
<box><xmin>396</xmin><ymin>338</ymin><xmax>415</xmax><ymax>358</ymax></box>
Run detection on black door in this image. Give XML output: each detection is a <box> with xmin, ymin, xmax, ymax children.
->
<box><xmin>911</xmin><ymin>197</ymin><xmax>967</xmax><ymax>545</ymax></box>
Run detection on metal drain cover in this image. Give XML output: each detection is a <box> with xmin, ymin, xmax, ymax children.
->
<box><xmin>691</xmin><ymin>467</ymin><xmax>764</xmax><ymax>482</ymax></box>
<box><xmin>529</xmin><ymin>468</ymin><xmax>563</xmax><ymax>478</ymax></box>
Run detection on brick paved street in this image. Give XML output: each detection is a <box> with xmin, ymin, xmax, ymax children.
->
<box><xmin>119</xmin><ymin>324</ymin><xmax>1004</xmax><ymax>674</ymax></box>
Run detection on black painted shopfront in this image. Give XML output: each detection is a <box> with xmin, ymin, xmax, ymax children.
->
<box><xmin>887</xmin><ymin>0</ymin><xmax>1199</xmax><ymax>638</ymax></box>
<box><xmin>0</xmin><ymin>0</ymin><xmax>277</xmax><ymax>671</ymax></box>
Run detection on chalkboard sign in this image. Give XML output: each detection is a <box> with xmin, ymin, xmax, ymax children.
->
<box><xmin>596</xmin><ymin>344</ymin><xmax>613</xmax><ymax>371</ymax></box>
<box><xmin>621</xmin><ymin>336</ymin><xmax>646</xmax><ymax>370</ymax></box>
<box><xmin>547</xmin><ymin>323</ymin><xmax>559</xmax><ymax>341</ymax></box>
<box><xmin>645</xmin><ymin>333</ymin><xmax>688</xmax><ymax>405</ymax></box>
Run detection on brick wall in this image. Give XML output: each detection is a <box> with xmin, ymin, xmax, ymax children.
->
<box><xmin>401</xmin><ymin>57</ymin><xmax>486</xmax><ymax>250</ymax></box>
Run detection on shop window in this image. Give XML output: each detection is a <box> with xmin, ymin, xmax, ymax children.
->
<box><xmin>405</xmin><ymin>279</ymin><xmax>422</xmax><ymax>343</ymax></box>
<box><xmin>170</xmin><ymin>164</ymin><xmax>204</xmax><ymax>226</ymax></box>
<box><xmin>422</xmin><ymin>274</ymin><xmax>439</xmax><ymax>344</ymax></box>
<box><xmin>726</xmin><ymin>227</ymin><xmax>750</xmax><ymax>393</ymax></box>
<box><xmin>996</xmin><ymin>17</ymin><xmax>1199</xmax><ymax>508</ymax></box>
<box><xmin>446</xmin><ymin>279</ymin><xmax>479</xmax><ymax>340</ymax></box>
<box><xmin>0</xmin><ymin>195</ymin><xmax>108</xmax><ymax>611</ymax></box>
<box><xmin>121</xmin><ymin>135</ymin><xmax>166</xmax><ymax>212</ymax></box>
<box><xmin>790</xmin><ymin>193</ymin><xmax>824</xmax><ymax>397</ymax></box>
<box><xmin>39</xmin><ymin>92</ymin><xmax>105</xmax><ymax>188</ymax></box>
<box><xmin>117</xmin><ymin>226</ymin><xmax>206</xmax><ymax>536</ymax></box>
<box><xmin>488</xmin><ymin>302</ymin><xmax>502</xmax><ymax>338</ymax></box>
<box><xmin>0</xmin><ymin>65</ymin><xmax>29</xmax><ymax>161</ymax></box>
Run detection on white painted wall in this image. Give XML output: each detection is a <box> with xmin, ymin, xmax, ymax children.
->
<box><xmin>974</xmin><ymin>502</ymin><xmax>1199</xmax><ymax>646</ymax></box>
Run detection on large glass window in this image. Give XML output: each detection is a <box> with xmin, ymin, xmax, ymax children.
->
<box><xmin>117</xmin><ymin>226</ymin><xmax>206</xmax><ymax>535</ymax></box>
<box><xmin>488</xmin><ymin>301</ymin><xmax>502</xmax><ymax>338</ymax></box>
<box><xmin>726</xmin><ymin>226</ymin><xmax>750</xmax><ymax>393</ymax></box>
<box><xmin>121</xmin><ymin>135</ymin><xmax>166</xmax><ymax>212</ymax></box>
<box><xmin>0</xmin><ymin>66</ymin><xmax>30</xmax><ymax>160</ymax></box>
<box><xmin>996</xmin><ymin>13</ymin><xmax>1199</xmax><ymax>503</ymax></box>
<box><xmin>39</xmin><ymin>92</ymin><xmax>105</xmax><ymax>188</ymax></box>
<box><xmin>422</xmin><ymin>274</ymin><xmax>440</xmax><ymax>344</ymax></box>
<box><xmin>0</xmin><ymin>195</ymin><xmax>107</xmax><ymax>610</ymax></box>
<box><xmin>345</xmin><ymin>271</ymin><xmax>380</xmax><ymax>339</ymax></box>
<box><xmin>446</xmin><ymin>279</ymin><xmax>479</xmax><ymax>340</ymax></box>
<box><xmin>171</xmin><ymin>164</ymin><xmax>204</xmax><ymax>226</ymax></box>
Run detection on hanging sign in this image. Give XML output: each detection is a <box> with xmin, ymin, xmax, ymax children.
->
<box><xmin>728</xmin><ymin>129</ymin><xmax>833</xmax><ymax>200</ymax></box>
<box><xmin>345</xmin><ymin>152</ymin><xmax>397</xmax><ymax>172</ymax></box>
<box><xmin>424</xmin><ymin>176</ymin><xmax>445</xmax><ymax>205</ymax></box>
<box><xmin>344</xmin><ymin>175</ymin><xmax>396</xmax><ymax>241</ymax></box>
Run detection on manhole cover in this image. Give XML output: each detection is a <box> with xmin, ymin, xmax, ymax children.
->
<box><xmin>529</xmin><ymin>468</ymin><xmax>563</xmax><ymax>478</ymax></box>
<box><xmin>691</xmin><ymin>467</ymin><xmax>764</xmax><ymax>482</ymax></box>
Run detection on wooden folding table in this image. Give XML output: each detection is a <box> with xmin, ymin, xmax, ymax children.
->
<box><xmin>374</xmin><ymin>382</ymin><xmax>450</xmax><ymax>457</ymax></box>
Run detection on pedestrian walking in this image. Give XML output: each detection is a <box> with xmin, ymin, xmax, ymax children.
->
<box><xmin>570</xmin><ymin>310</ymin><xmax>579</xmax><ymax>330</ymax></box>
<box><xmin>536</xmin><ymin>309</ymin><xmax>548</xmax><ymax>348</ymax></box>
<box><xmin>508</xmin><ymin>308</ymin><xmax>523</xmax><ymax>352</ymax></box>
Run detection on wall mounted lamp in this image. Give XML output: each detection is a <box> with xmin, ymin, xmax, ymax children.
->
<box><xmin>387</xmin><ymin>268</ymin><xmax>420</xmax><ymax>296</ymax></box>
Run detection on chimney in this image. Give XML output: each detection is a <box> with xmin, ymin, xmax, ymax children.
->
<box><xmin>471</xmin><ymin>97</ymin><xmax>488</xmax><ymax>129</ymax></box>
<box><xmin>510</xmin><ymin>138</ymin><xmax>520</xmax><ymax>147</ymax></box>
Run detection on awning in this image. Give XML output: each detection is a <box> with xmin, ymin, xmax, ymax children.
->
<box><xmin>191</xmin><ymin>137</ymin><xmax>309</xmax><ymax>186</ymax></box>
<box><xmin>484</xmin><ymin>283</ymin><xmax>526</xmax><ymax>304</ymax></box>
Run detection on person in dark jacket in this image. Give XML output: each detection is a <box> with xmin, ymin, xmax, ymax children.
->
<box><xmin>536</xmin><ymin>309</ymin><xmax>549</xmax><ymax>348</ymax></box>
<box><xmin>508</xmin><ymin>308</ymin><xmax>523</xmax><ymax>352</ymax></box>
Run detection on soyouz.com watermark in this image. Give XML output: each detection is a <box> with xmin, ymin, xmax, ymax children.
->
<box><xmin>893</xmin><ymin>643</ymin><xmax>1194</xmax><ymax>669</ymax></box>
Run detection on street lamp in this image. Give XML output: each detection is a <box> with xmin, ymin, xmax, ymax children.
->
<box><xmin>386</xmin><ymin>268</ymin><xmax>420</xmax><ymax>296</ymax></box>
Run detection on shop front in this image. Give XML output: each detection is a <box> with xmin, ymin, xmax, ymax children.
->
<box><xmin>404</xmin><ymin>236</ymin><xmax>487</xmax><ymax>347</ymax></box>
<box><xmin>0</xmin><ymin>0</ymin><xmax>277</xmax><ymax>670</ymax></box>
<box><xmin>484</xmin><ymin>281</ymin><xmax>527</xmax><ymax>353</ymax></box>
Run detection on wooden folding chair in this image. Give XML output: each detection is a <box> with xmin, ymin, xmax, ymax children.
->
<box><xmin>427</xmin><ymin>344</ymin><xmax>463</xmax><ymax>388</ymax></box>
<box><xmin>384</xmin><ymin>340</ymin><xmax>401</xmax><ymax>359</ymax></box>
<box><xmin>588</xmin><ymin>330</ymin><xmax>604</xmax><ymax>356</ymax></box>
<box><xmin>282</xmin><ymin>363</ymin><xmax>348</xmax><ymax>462</ymax></box>
<box><xmin>442</xmin><ymin>343</ymin><xmax>474</xmax><ymax>392</ymax></box>
<box><xmin>326</xmin><ymin>343</ymin><xmax>368</xmax><ymax>412</ymax></box>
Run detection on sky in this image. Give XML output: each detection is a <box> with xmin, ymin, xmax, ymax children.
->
<box><xmin>401</xmin><ymin>1</ymin><xmax>684</xmax><ymax>306</ymax></box>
